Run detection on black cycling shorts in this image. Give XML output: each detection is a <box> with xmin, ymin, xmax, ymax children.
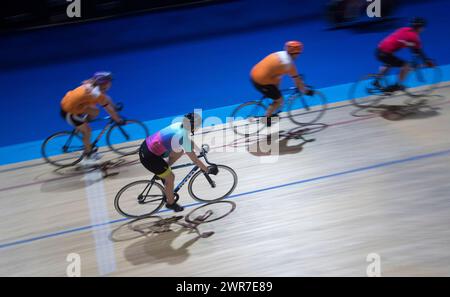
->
<box><xmin>376</xmin><ymin>48</ymin><xmax>406</xmax><ymax>68</ymax></box>
<box><xmin>251</xmin><ymin>79</ymin><xmax>282</xmax><ymax>100</ymax></box>
<box><xmin>139</xmin><ymin>141</ymin><xmax>171</xmax><ymax>178</ymax></box>
<box><xmin>60</xmin><ymin>109</ymin><xmax>88</xmax><ymax>127</ymax></box>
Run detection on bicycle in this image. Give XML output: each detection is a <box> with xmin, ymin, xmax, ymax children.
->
<box><xmin>230</xmin><ymin>84</ymin><xmax>328</xmax><ymax>136</ymax></box>
<box><xmin>349</xmin><ymin>58</ymin><xmax>442</xmax><ymax>108</ymax></box>
<box><xmin>41</xmin><ymin>103</ymin><xmax>149</xmax><ymax>168</ymax></box>
<box><xmin>114</xmin><ymin>144</ymin><xmax>238</xmax><ymax>218</ymax></box>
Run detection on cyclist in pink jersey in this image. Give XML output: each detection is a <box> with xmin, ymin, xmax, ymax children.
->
<box><xmin>375</xmin><ymin>17</ymin><xmax>434</xmax><ymax>90</ymax></box>
<box><xmin>138</xmin><ymin>113</ymin><xmax>217</xmax><ymax>212</ymax></box>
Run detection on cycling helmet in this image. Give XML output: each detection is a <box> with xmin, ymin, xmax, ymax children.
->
<box><xmin>284</xmin><ymin>41</ymin><xmax>304</xmax><ymax>55</ymax></box>
<box><xmin>92</xmin><ymin>71</ymin><xmax>113</xmax><ymax>85</ymax></box>
<box><xmin>183</xmin><ymin>112</ymin><xmax>202</xmax><ymax>135</ymax></box>
<box><xmin>410</xmin><ymin>17</ymin><xmax>426</xmax><ymax>29</ymax></box>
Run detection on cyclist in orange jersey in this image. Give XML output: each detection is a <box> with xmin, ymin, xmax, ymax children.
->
<box><xmin>60</xmin><ymin>72</ymin><xmax>124</xmax><ymax>157</ymax></box>
<box><xmin>250</xmin><ymin>41</ymin><xmax>313</xmax><ymax>123</ymax></box>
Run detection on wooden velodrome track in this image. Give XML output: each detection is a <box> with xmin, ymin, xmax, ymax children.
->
<box><xmin>1</xmin><ymin>84</ymin><xmax>450</xmax><ymax>277</ymax></box>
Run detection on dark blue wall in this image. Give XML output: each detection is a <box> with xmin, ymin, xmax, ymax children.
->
<box><xmin>1</xmin><ymin>0</ymin><xmax>449</xmax><ymax>146</ymax></box>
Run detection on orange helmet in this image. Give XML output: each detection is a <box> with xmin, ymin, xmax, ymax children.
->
<box><xmin>284</xmin><ymin>40</ymin><xmax>303</xmax><ymax>54</ymax></box>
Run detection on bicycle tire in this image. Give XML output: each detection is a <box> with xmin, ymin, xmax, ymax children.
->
<box><xmin>106</xmin><ymin>120</ymin><xmax>149</xmax><ymax>156</ymax></box>
<box><xmin>287</xmin><ymin>91</ymin><xmax>328</xmax><ymax>125</ymax></box>
<box><xmin>230</xmin><ymin>101</ymin><xmax>267</xmax><ymax>136</ymax></box>
<box><xmin>403</xmin><ymin>66</ymin><xmax>442</xmax><ymax>97</ymax></box>
<box><xmin>41</xmin><ymin>131</ymin><xmax>85</xmax><ymax>167</ymax></box>
<box><xmin>114</xmin><ymin>180</ymin><xmax>165</xmax><ymax>218</ymax></box>
<box><xmin>188</xmin><ymin>165</ymin><xmax>238</xmax><ymax>203</ymax></box>
<box><xmin>349</xmin><ymin>74</ymin><xmax>387</xmax><ymax>108</ymax></box>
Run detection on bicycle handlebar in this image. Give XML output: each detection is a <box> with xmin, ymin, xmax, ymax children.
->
<box><xmin>113</xmin><ymin>102</ymin><xmax>124</xmax><ymax>112</ymax></box>
<box><xmin>89</xmin><ymin>102</ymin><xmax>124</xmax><ymax>123</ymax></box>
<box><xmin>170</xmin><ymin>144</ymin><xmax>214</xmax><ymax>170</ymax></box>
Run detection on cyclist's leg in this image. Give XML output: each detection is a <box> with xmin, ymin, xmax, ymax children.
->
<box><xmin>251</xmin><ymin>79</ymin><xmax>284</xmax><ymax>117</ymax></box>
<box><xmin>84</xmin><ymin>105</ymin><xmax>100</xmax><ymax>121</ymax></box>
<box><xmin>162</xmin><ymin>171</ymin><xmax>176</xmax><ymax>204</ymax></box>
<box><xmin>167</xmin><ymin>150</ymin><xmax>184</xmax><ymax>166</ymax></box>
<box><xmin>376</xmin><ymin>49</ymin><xmax>407</xmax><ymax>88</ymax></box>
<box><xmin>266</xmin><ymin>96</ymin><xmax>283</xmax><ymax>117</ymax></box>
<box><xmin>376</xmin><ymin>48</ymin><xmax>392</xmax><ymax>77</ymax></box>
<box><xmin>139</xmin><ymin>142</ymin><xmax>182</xmax><ymax>210</ymax></box>
<box><xmin>77</xmin><ymin>123</ymin><xmax>92</xmax><ymax>154</ymax></box>
<box><xmin>399</xmin><ymin>62</ymin><xmax>411</xmax><ymax>83</ymax></box>
<box><xmin>61</xmin><ymin>109</ymin><xmax>91</xmax><ymax>153</ymax></box>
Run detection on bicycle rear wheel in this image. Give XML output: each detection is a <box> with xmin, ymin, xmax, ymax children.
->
<box><xmin>114</xmin><ymin>180</ymin><xmax>165</xmax><ymax>218</ymax></box>
<box><xmin>107</xmin><ymin>120</ymin><xmax>149</xmax><ymax>156</ymax></box>
<box><xmin>230</xmin><ymin>101</ymin><xmax>267</xmax><ymax>136</ymax></box>
<box><xmin>41</xmin><ymin>131</ymin><xmax>85</xmax><ymax>167</ymax></box>
<box><xmin>188</xmin><ymin>165</ymin><xmax>238</xmax><ymax>203</ymax></box>
<box><xmin>349</xmin><ymin>74</ymin><xmax>386</xmax><ymax>108</ymax></box>
<box><xmin>404</xmin><ymin>66</ymin><xmax>442</xmax><ymax>97</ymax></box>
<box><xmin>287</xmin><ymin>91</ymin><xmax>328</xmax><ymax>125</ymax></box>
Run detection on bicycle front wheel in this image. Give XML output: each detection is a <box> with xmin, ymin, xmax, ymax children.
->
<box><xmin>41</xmin><ymin>131</ymin><xmax>85</xmax><ymax>167</ymax></box>
<box><xmin>114</xmin><ymin>180</ymin><xmax>165</xmax><ymax>218</ymax></box>
<box><xmin>230</xmin><ymin>101</ymin><xmax>267</xmax><ymax>136</ymax></box>
<box><xmin>287</xmin><ymin>91</ymin><xmax>328</xmax><ymax>125</ymax></box>
<box><xmin>107</xmin><ymin>120</ymin><xmax>149</xmax><ymax>156</ymax></box>
<box><xmin>188</xmin><ymin>165</ymin><xmax>238</xmax><ymax>202</ymax></box>
<box><xmin>404</xmin><ymin>66</ymin><xmax>442</xmax><ymax>97</ymax></box>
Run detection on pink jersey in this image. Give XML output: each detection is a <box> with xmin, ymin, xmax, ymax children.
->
<box><xmin>378</xmin><ymin>27</ymin><xmax>422</xmax><ymax>53</ymax></box>
<box><xmin>145</xmin><ymin>123</ymin><xmax>190</xmax><ymax>156</ymax></box>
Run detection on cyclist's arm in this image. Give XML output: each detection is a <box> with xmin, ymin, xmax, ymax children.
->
<box><xmin>99</xmin><ymin>95</ymin><xmax>123</xmax><ymax>123</ymax></box>
<box><xmin>411</xmin><ymin>47</ymin><xmax>430</xmax><ymax>63</ymax></box>
<box><xmin>185</xmin><ymin>151</ymin><xmax>209</xmax><ymax>172</ymax></box>
<box><xmin>289</xmin><ymin>66</ymin><xmax>307</xmax><ymax>93</ymax></box>
<box><xmin>405</xmin><ymin>34</ymin><xmax>431</xmax><ymax>64</ymax></box>
<box><xmin>190</xmin><ymin>139</ymin><xmax>203</xmax><ymax>153</ymax></box>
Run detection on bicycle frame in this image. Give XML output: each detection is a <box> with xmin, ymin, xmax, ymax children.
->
<box><xmin>62</xmin><ymin>116</ymin><xmax>131</xmax><ymax>152</ymax></box>
<box><xmin>140</xmin><ymin>149</ymin><xmax>216</xmax><ymax>203</ymax></box>
<box><xmin>255</xmin><ymin>87</ymin><xmax>311</xmax><ymax>114</ymax></box>
<box><xmin>378</xmin><ymin>56</ymin><xmax>429</xmax><ymax>89</ymax></box>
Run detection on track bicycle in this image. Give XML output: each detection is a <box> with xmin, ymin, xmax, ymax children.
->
<box><xmin>114</xmin><ymin>144</ymin><xmax>238</xmax><ymax>218</ymax></box>
<box><xmin>41</xmin><ymin>103</ymin><xmax>149</xmax><ymax>167</ymax></box>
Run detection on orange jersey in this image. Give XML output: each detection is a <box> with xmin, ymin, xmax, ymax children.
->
<box><xmin>61</xmin><ymin>85</ymin><xmax>106</xmax><ymax>114</ymax></box>
<box><xmin>251</xmin><ymin>51</ymin><xmax>297</xmax><ymax>85</ymax></box>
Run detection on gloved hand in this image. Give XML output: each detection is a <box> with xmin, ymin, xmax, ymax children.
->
<box><xmin>207</xmin><ymin>165</ymin><xmax>219</xmax><ymax>175</ymax></box>
<box><xmin>305</xmin><ymin>89</ymin><xmax>315</xmax><ymax>96</ymax></box>
<box><xmin>116</xmin><ymin>119</ymin><xmax>126</xmax><ymax>126</ymax></box>
<box><xmin>425</xmin><ymin>59</ymin><xmax>435</xmax><ymax>68</ymax></box>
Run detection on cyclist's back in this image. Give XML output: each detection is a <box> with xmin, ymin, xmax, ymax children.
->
<box><xmin>251</xmin><ymin>51</ymin><xmax>295</xmax><ymax>85</ymax></box>
<box><xmin>378</xmin><ymin>27</ymin><xmax>421</xmax><ymax>54</ymax></box>
<box><xmin>61</xmin><ymin>84</ymin><xmax>106</xmax><ymax>115</ymax></box>
<box><xmin>145</xmin><ymin>122</ymin><xmax>191</xmax><ymax>157</ymax></box>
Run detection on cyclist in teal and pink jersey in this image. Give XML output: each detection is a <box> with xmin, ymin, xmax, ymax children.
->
<box><xmin>375</xmin><ymin>17</ymin><xmax>434</xmax><ymax>90</ymax></box>
<box><xmin>138</xmin><ymin>113</ymin><xmax>216</xmax><ymax>212</ymax></box>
